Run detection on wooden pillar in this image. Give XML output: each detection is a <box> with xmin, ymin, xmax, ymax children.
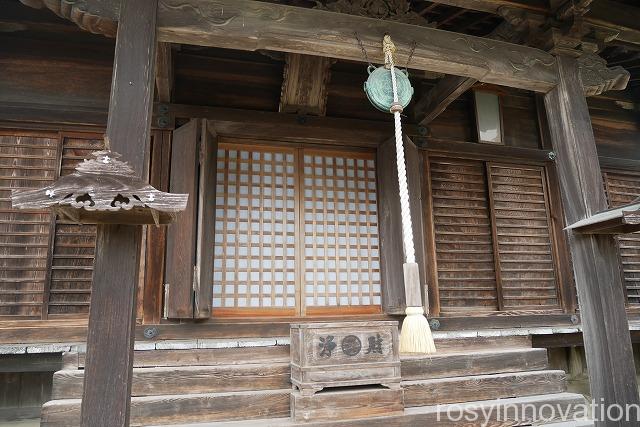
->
<box><xmin>544</xmin><ymin>56</ymin><xmax>639</xmax><ymax>425</ymax></box>
<box><xmin>80</xmin><ymin>0</ymin><xmax>158</xmax><ymax>426</ymax></box>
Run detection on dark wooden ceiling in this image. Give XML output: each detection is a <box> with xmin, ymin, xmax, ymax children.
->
<box><xmin>409</xmin><ymin>1</ymin><xmax>503</xmax><ymax>36</ymax></box>
<box><xmin>601</xmin><ymin>45</ymin><xmax>640</xmax><ymax>90</ymax></box>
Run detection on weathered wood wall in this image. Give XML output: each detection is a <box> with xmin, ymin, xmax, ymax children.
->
<box><xmin>0</xmin><ymin>3</ymin><xmax>639</xmax><ymax>327</ymax></box>
<box><xmin>589</xmin><ymin>95</ymin><xmax>640</xmax><ymax>161</ymax></box>
<box><xmin>0</xmin><ymin>371</ymin><xmax>52</xmax><ymax>422</ymax></box>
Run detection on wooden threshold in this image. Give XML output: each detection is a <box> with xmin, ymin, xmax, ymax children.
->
<box><xmin>0</xmin><ymin>312</ymin><xmax>584</xmax><ymax>345</ymax></box>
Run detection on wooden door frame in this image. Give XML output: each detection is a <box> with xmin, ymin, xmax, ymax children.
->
<box><xmin>179</xmin><ymin>134</ymin><xmax>383</xmax><ymax>319</ymax></box>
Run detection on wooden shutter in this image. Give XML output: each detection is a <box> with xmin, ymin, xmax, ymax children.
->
<box><xmin>194</xmin><ymin>121</ymin><xmax>217</xmax><ymax>318</ymax></box>
<box><xmin>487</xmin><ymin>163</ymin><xmax>560</xmax><ymax>311</ymax></box>
<box><xmin>428</xmin><ymin>157</ymin><xmax>498</xmax><ymax>314</ymax></box>
<box><xmin>165</xmin><ymin>120</ymin><xmax>200</xmax><ymax>318</ymax></box>
<box><xmin>47</xmin><ymin>134</ymin><xmax>104</xmax><ymax>317</ymax></box>
<box><xmin>0</xmin><ymin>132</ymin><xmax>58</xmax><ymax>319</ymax></box>
<box><xmin>377</xmin><ymin>135</ymin><xmax>426</xmax><ymax>314</ymax></box>
<box><xmin>427</xmin><ymin>157</ymin><xmax>562</xmax><ymax>314</ymax></box>
<box><xmin>603</xmin><ymin>170</ymin><xmax>640</xmax><ymax>305</ymax></box>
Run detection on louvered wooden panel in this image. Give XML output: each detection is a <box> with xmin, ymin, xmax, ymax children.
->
<box><xmin>302</xmin><ymin>150</ymin><xmax>381</xmax><ymax>314</ymax></box>
<box><xmin>0</xmin><ymin>133</ymin><xmax>58</xmax><ymax>318</ymax></box>
<box><xmin>48</xmin><ymin>135</ymin><xmax>103</xmax><ymax>317</ymax></box>
<box><xmin>603</xmin><ymin>170</ymin><xmax>640</xmax><ymax>305</ymax></box>
<box><xmin>488</xmin><ymin>164</ymin><xmax>560</xmax><ymax>310</ymax></box>
<box><xmin>212</xmin><ymin>144</ymin><xmax>297</xmax><ymax>314</ymax></box>
<box><xmin>429</xmin><ymin>157</ymin><xmax>498</xmax><ymax>313</ymax></box>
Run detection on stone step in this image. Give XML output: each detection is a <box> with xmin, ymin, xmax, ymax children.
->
<box><xmin>67</xmin><ymin>345</ymin><xmax>290</xmax><ymax>369</ymax></box>
<box><xmin>403</xmin><ymin>369</ymin><xmax>567</xmax><ymax>407</ymax></box>
<box><xmin>41</xmin><ymin>389</ymin><xmax>291</xmax><ymax>427</ymax></box>
<box><xmin>166</xmin><ymin>392</ymin><xmax>588</xmax><ymax>426</ymax></box>
<box><xmin>401</xmin><ymin>347</ymin><xmax>549</xmax><ymax>380</ymax></box>
<box><xmin>52</xmin><ymin>362</ymin><xmax>291</xmax><ymax>399</ymax></box>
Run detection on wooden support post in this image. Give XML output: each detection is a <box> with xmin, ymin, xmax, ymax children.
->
<box><xmin>80</xmin><ymin>0</ymin><xmax>158</xmax><ymax>426</ymax></box>
<box><xmin>544</xmin><ymin>56</ymin><xmax>639</xmax><ymax>425</ymax></box>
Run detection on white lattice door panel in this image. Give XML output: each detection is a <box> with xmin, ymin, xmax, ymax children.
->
<box><xmin>211</xmin><ymin>142</ymin><xmax>381</xmax><ymax>316</ymax></box>
<box><xmin>213</xmin><ymin>144</ymin><xmax>297</xmax><ymax>315</ymax></box>
<box><xmin>301</xmin><ymin>151</ymin><xmax>381</xmax><ymax>315</ymax></box>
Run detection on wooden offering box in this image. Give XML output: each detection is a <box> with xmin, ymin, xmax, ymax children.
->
<box><xmin>290</xmin><ymin>321</ymin><xmax>401</xmax><ymax>395</ymax></box>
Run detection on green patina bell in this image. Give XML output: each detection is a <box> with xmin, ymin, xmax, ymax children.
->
<box><xmin>364</xmin><ymin>65</ymin><xmax>414</xmax><ymax>113</ymax></box>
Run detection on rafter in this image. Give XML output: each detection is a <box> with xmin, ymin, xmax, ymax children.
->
<box><xmin>413</xmin><ymin>75</ymin><xmax>477</xmax><ymax>126</ymax></box>
<box><xmin>435</xmin><ymin>8</ymin><xmax>467</xmax><ymax>28</ymax></box>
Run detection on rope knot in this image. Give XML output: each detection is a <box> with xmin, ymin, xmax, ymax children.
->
<box><xmin>383</xmin><ymin>34</ymin><xmax>396</xmax><ymax>68</ymax></box>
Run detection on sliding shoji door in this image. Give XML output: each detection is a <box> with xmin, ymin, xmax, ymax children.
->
<box><xmin>211</xmin><ymin>140</ymin><xmax>381</xmax><ymax>316</ymax></box>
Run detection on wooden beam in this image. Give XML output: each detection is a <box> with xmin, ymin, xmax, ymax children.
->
<box><xmin>153</xmin><ymin>0</ymin><xmax>557</xmax><ymax>92</ymax></box>
<box><xmin>80</xmin><ymin>1</ymin><xmax>157</xmax><ymax>426</ymax></box>
<box><xmin>155</xmin><ymin>42</ymin><xmax>173</xmax><ymax>103</ymax></box>
<box><xmin>422</xmin><ymin>0</ymin><xmax>549</xmax><ymax>14</ymax></box>
<box><xmin>413</xmin><ymin>75</ymin><xmax>477</xmax><ymax>126</ymax></box>
<box><xmin>161</xmin><ymin>103</ymin><xmax>395</xmax><ymax>146</ymax></box>
<box><xmin>543</xmin><ymin>55</ymin><xmax>639</xmax><ymax>423</ymax></box>
<box><xmin>279</xmin><ymin>54</ymin><xmax>333</xmax><ymax>116</ymax></box>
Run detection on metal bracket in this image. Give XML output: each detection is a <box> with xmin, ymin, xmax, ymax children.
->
<box><xmin>163</xmin><ymin>283</ymin><xmax>169</xmax><ymax>319</ymax></box>
<box><xmin>429</xmin><ymin>318</ymin><xmax>441</xmax><ymax>330</ymax></box>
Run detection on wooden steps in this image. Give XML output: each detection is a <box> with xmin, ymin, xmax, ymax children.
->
<box><xmin>168</xmin><ymin>393</ymin><xmax>589</xmax><ymax>426</ymax></box>
<box><xmin>52</xmin><ymin>363</ymin><xmax>291</xmax><ymax>399</ymax></box>
<box><xmin>41</xmin><ymin>335</ymin><xmax>585</xmax><ymax>426</ymax></box>
<box><xmin>66</xmin><ymin>345</ymin><xmax>290</xmax><ymax>369</ymax></box>
<box><xmin>403</xmin><ymin>369</ymin><xmax>567</xmax><ymax>406</ymax></box>
<box><xmin>401</xmin><ymin>347</ymin><xmax>549</xmax><ymax>380</ymax></box>
<box><xmin>290</xmin><ymin>388</ymin><xmax>404</xmax><ymax>423</ymax></box>
<box><xmin>431</xmin><ymin>334</ymin><xmax>532</xmax><ymax>353</ymax></box>
<box><xmin>41</xmin><ymin>389</ymin><xmax>292</xmax><ymax>427</ymax></box>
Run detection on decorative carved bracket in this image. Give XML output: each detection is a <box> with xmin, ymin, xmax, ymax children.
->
<box><xmin>496</xmin><ymin>6</ymin><xmax>630</xmax><ymax>97</ymax></box>
<box><xmin>314</xmin><ymin>0</ymin><xmax>434</xmax><ymax>27</ymax></box>
<box><xmin>578</xmin><ymin>52</ymin><xmax>630</xmax><ymax>96</ymax></box>
<box><xmin>18</xmin><ymin>0</ymin><xmax>117</xmax><ymax>37</ymax></box>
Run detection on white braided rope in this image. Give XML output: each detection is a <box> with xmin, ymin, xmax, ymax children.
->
<box><xmin>386</xmin><ymin>50</ymin><xmax>416</xmax><ymax>265</ymax></box>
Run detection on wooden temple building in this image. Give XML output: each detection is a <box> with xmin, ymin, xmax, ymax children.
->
<box><xmin>1</xmin><ymin>0</ymin><xmax>640</xmax><ymax>425</ymax></box>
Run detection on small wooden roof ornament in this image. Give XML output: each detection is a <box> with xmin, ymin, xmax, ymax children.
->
<box><xmin>11</xmin><ymin>150</ymin><xmax>188</xmax><ymax>226</ymax></box>
<box><xmin>566</xmin><ymin>199</ymin><xmax>640</xmax><ymax>235</ymax></box>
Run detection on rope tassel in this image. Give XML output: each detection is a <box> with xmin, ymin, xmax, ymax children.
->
<box><xmin>383</xmin><ymin>35</ymin><xmax>436</xmax><ymax>354</ymax></box>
